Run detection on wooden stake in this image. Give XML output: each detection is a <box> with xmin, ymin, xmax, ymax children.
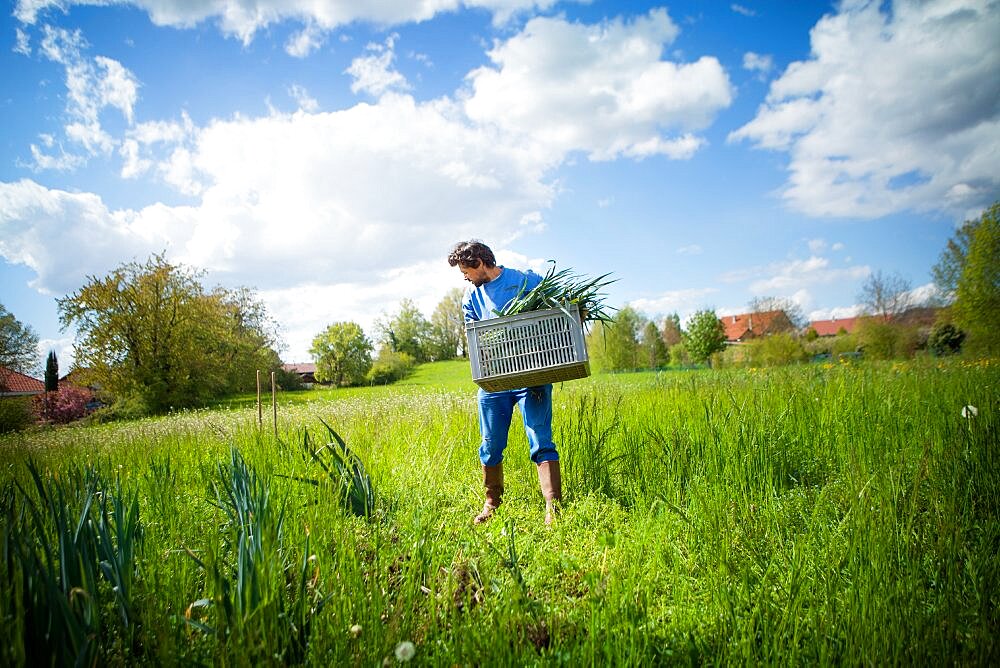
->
<box><xmin>271</xmin><ymin>371</ymin><xmax>277</xmax><ymax>440</ymax></box>
<box><xmin>256</xmin><ymin>370</ymin><xmax>262</xmax><ymax>429</ymax></box>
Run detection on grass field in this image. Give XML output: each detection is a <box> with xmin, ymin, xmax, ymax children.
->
<box><xmin>1</xmin><ymin>358</ymin><xmax>997</xmax><ymax>665</ymax></box>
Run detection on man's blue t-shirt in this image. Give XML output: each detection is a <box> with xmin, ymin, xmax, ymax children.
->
<box><xmin>462</xmin><ymin>266</ymin><xmax>542</xmax><ymax>322</ymax></box>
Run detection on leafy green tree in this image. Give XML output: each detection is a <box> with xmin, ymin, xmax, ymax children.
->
<box><xmin>660</xmin><ymin>312</ymin><xmax>683</xmax><ymax>347</ymax></box>
<box><xmin>0</xmin><ymin>303</ymin><xmax>40</xmax><ymax>385</ymax></box>
<box><xmin>58</xmin><ymin>254</ymin><xmax>281</xmax><ymax>413</ymax></box>
<box><xmin>44</xmin><ymin>350</ymin><xmax>59</xmax><ymax>392</ymax></box>
<box><xmin>639</xmin><ymin>321</ymin><xmax>669</xmax><ymax>368</ymax></box>
<box><xmin>685</xmin><ymin>309</ymin><xmax>726</xmax><ymax>364</ymax></box>
<box><xmin>597</xmin><ymin>305</ymin><xmax>642</xmax><ymax>371</ymax></box>
<box><xmin>948</xmin><ymin>202</ymin><xmax>999</xmax><ymax>354</ymax></box>
<box><xmin>311</xmin><ymin>322</ymin><xmax>373</xmax><ymax>387</ymax></box>
<box><xmin>378</xmin><ymin>299</ymin><xmax>432</xmax><ymax>363</ymax></box>
<box><xmin>428</xmin><ymin>288</ymin><xmax>464</xmax><ymax>360</ymax></box>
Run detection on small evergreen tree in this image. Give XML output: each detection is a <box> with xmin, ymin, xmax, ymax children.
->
<box><xmin>44</xmin><ymin>350</ymin><xmax>59</xmax><ymax>392</ymax></box>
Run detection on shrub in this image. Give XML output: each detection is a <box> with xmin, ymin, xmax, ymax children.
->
<box><xmin>366</xmin><ymin>349</ymin><xmax>416</xmax><ymax>385</ymax></box>
<box><xmin>0</xmin><ymin>396</ymin><xmax>35</xmax><ymax>433</ymax></box>
<box><xmin>274</xmin><ymin>367</ymin><xmax>306</xmax><ymax>391</ymax></box>
<box><xmin>746</xmin><ymin>333</ymin><xmax>809</xmax><ymax>367</ymax></box>
<box><xmin>33</xmin><ymin>386</ymin><xmax>92</xmax><ymax>424</ymax></box>
<box><xmin>928</xmin><ymin>322</ymin><xmax>965</xmax><ymax>356</ymax></box>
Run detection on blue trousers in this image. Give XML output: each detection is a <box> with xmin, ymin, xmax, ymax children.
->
<box><xmin>477</xmin><ymin>384</ymin><xmax>559</xmax><ymax>467</ymax></box>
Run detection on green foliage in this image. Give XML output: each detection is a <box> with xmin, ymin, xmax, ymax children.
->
<box><xmin>639</xmin><ymin>321</ymin><xmax>669</xmax><ymax>368</ymax></box>
<box><xmin>497</xmin><ymin>262</ymin><xmax>616</xmax><ymax>323</ymax></box>
<box><xmin>745</xmin><ymin>333</ymin><xmax>809</xmax><ymax>367</ymax></box>
<box><xmin>588</xmin><ymin>305</ymin><xmax>642</xmax><ymax>371</ymax></box>
<box><xmin>684</xmin><ymin>309</ymin><xmax>726</xmax><ymax>364</ymax></box>
<box><xmin>57</xmin><ymin>254</ymin><xmax>281</xmax><ymax>414</ymax></box>
<box><xmin>0</xmin><ymin>396</ymin><xmax>35</xmax><ymax>433</ymax></box>
<box><xmin>855</xmin><ymin>318</ymin><xmax>922</xmax><ymax>360</ymax></box>
<box><xmin>44</xmin><ymin>351</ymin><xmax>58</xmax><ymax>392</ymax></box>
<box><xmin>378</xmin><ymin>298</ymin><xmax>433</xmax><ymax>363</ymax></box>
<box><xmin>928</xmin><ymin>321</ymin><xmax>965</xmax><ymax>356</ymax></box>
<box><xmin>310</xmin><ymin>321</ymin><xmax>373</xmax><ymax>386</ymax></box>
<box><xmin>3</xmin><ymin>462</ymin><xmax>142</xmax><ymax>666</ymax></box>
<box><xmin>668</xmin><ymin>341</ymin><xmax>690</xmax><ymax>366</ymax></box>
<box><xmin>0</xmin><ymin>303</ymin><xmax>39</xmax><ymax>379</ymax></box>
<box><xmin>186</xmin><ymin>448</ymin><xmax>326</xmax><ymax>663</ymax></box>
<box><xmin>366</xmin><ymin>347</ymin><xmax>416</xmax><ymax>385</ymax></box>
<box><xmin>950</xmin><ymin>202</ymin><xmax>1000</xmax><ymax>354</ymax></box>
<box><xmin>428</xmin><ymin>288</ymin><xmax>465</xmax><ymax>360</ymax></box>
<box><xmin>274</xmin><ymin>366</ymin><xmax>306</xmax><ymax>391</ymax></box>
<box><xmin>804</xmin><ymin>327</ymin><xmax>819</xmax><ymax>342</ymax></box>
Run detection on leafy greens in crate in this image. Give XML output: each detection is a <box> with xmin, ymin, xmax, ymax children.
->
<box><xmin>495</xmin><ymin>262</ymin><xmax>616</xmax><ymax>323</ymax></box>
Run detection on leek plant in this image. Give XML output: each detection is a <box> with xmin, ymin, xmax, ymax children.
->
<box><xmin>497</xmin><ymin>261</ymin><xmax>616</xmax><ymax>322</ymax></box>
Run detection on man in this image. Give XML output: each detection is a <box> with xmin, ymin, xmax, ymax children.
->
<box><xmin>447</xmin><ymin>240</ymin><xmax>562</xmax><ymax>526</ymax></box>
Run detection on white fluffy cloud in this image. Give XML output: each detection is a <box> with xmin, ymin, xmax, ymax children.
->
<box><xmin>31</xmin><ymin>26</ymin><xmax>139</xmax><ymax>166</ymax></box>
<box><xmin>346</xmin><ymin>37</ymin><xmax>411</xmax><ymax>97</ymax></box>
<box><xmin>730</xmin><ymin>0</ymin><xmax>1000</xmax><ymax>218</ymax></box>
<box><xmin>629</xmin><ymin>287</ymin><xmax>719</xmax><ymax>320</ymax></box>
<box><xmin>16</xmin><ymin>0</ymin><xmax>568</xmax><ymax>43</ymax></box>
<box><xmin>463</xmin><ymin>9</ymin><xmax>732</xmax><ymax>161</ymax></box>
<box><xmin>721</xmin><ymin>255</ymin><xmax>870</xmax><ymax>295</ymax></box>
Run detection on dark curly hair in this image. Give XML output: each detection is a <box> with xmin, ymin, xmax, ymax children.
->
<box><xmin>447</xmin><ymin>240</ymin><xmax>496</xmax><ymax>269</ymax></box>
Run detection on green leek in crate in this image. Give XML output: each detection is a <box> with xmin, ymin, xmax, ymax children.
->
<box><xmin>496</xmin><ymin>261</ymin><xmax>616</xmax><ymax>323</ymax></box>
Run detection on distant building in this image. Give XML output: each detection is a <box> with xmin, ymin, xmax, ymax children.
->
<box><xmin>282</xmin><ymin>362</ymin><xmax>317</xmax><ymax>385</ymax></box>
<box><xmin>808</xmin><ymin>317</ymin><xmax>860</xmax><ymax>337</ymax></box>
<box><xmin>721</xmin><ymin>310</ymin><xmax>795</xmax><ymax>344</ymax></box>
<box><xmin>0</xmin><ymin>367</ymin><xmax>45</xmax><ymax>397</ymax></box>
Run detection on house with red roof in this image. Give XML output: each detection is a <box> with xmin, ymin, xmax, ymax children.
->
<box><xmin>808</xmin><ymin>317</ymin><xmax>860</xmax><ymax>337</ymax></box>
<box><xmin>721</xmin><ymin>310</ymin><xmax>795</xmax><ymax>344</ymax></box>
<box><xmin>0</xmin><ymin>367</ymin><xmax>45</xmax><ymax>397</ymax></box>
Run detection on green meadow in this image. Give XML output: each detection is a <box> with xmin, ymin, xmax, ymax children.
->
<box><xmin>1</xmin><ymin>358</ymin><xmax>997</xmax><ymax>665</ymax></box>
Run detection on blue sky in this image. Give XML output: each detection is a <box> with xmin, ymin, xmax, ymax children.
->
<box><xmin>2</xmin><ymin>0</ymin><xmax>998</xmax><ymax>369</ymax></box>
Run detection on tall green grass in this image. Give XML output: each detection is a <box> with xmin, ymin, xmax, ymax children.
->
<box><xmin>0</xmin><ymin>358</ymin><xmax>997</xmax><ymax>665</ymax></box>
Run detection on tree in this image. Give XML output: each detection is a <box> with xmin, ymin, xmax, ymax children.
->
<box><xmin>660</xmin><ymin>312</ymin><xmax>683</xmax><ymax>347</ymax></box>
<box><xmin>428</xmin><ymin>288</ymin><xmax>465</xmax><ymax>360</ymax></box>
<box><xmin>747</xmin><ymin>296</ymin><xmax>806</xmax><ymax>330</ymax></box>
<box><xmin>378</xmin><ymin>299</ymin><xmax>432</xmax><ymax>363</ymax></box>
<box><xmin>595</xmin><ymin>305</ymin><xmax>642</xmax><ymax>371</ymax></box>
<box><xmin>685</xmin><ymin>309</ymin><xmax>726</xmax><ymax>364</ymax></box>
<box><xmin>948</xmin><ymin>202</ymin><xmax>1000</xmax><ymax>354</ymax></box>
<box><xmin>58</xmin><ymin>254</ymin><xmax>282</xmax><ymax>413</ymax></box>
<box><xmin>44</xmin><ymin>350</ymin><xmax>59</xmax><ymax>392</ymax></box>
<box><xmin>310</xmin><ymin>322</ymin><xmax>373</xmax><ymax>387</ymax></box>
<box><xmin>932</xmin><ymin>211</ymin><xmax>980</xmax><ymax>300</ymax></box>
<box><xmin>639</xmin><ymin>321</ymin><xmax>669</xmax><ymax>368</ymax></box>
<box><xmin>928</xmin><ymin>322</ymin><xmax>965</xmax><ymax>356</ymax></box>
<box><xmin>857</xmin><ymin>270</ymin><xmax>912</xmax><ymax>321</ymax></box>
<box><xmin>0</xmin><ymin>303</ymin><xmax>40</xmax><ymax>386</ymax></box>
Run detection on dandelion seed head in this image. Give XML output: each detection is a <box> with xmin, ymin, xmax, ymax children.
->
<box><xmin>961</xmin><ymin>405</ymin><xmax>978</xmax><ymax>418</ymax></box>
<box><xmin>394</xmin><ymin>640</ymin><xmax>416</xmax><ymax>662</ymax></box>
<box><xmin>350</xmin><ymin>623</ymin><xmax>362</xmax><ymax>638</ymax></box>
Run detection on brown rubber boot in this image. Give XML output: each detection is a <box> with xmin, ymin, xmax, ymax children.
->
<box><xmin>536</xmin><ymin>460</ymin><xmax>562</xmax><ymax>526</ymax></box>
<box><xmin>473</xmin><ymin>464</ymin><xmax>503</xmax><ymax>524</ymax></box>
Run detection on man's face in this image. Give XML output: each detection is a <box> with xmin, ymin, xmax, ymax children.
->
<box><xmin>459</xmin><ymin>263</ymin><xmax>490</xmax><ymax>287</ymax></box>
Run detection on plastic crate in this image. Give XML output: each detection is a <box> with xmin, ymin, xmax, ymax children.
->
<box><xmin>466</xmin><ymin>304</ymin><xmax>590</xmax><ymax>392</ymax></box>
